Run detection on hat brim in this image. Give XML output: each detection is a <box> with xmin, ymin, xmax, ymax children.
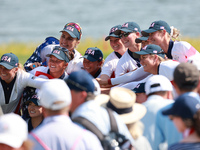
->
<box><xmin>46</xmin><ymin>53</ymin><xmax>65</xmax><ymax>61</ymax></box>
<box><xmin>120</xmin><ymin>104</ymin><xmax>146</xmax><ymax>124</ymax></box>
<box><xmin>105</xmin><ymin>34</ymin><xmax>120</xmax><ymax>41</ymax></box>
<box><xmin>25</xmin><ymin>99</ymin><xmax>39</xmax><ymax>106</ymax></box>
<box><xmin>133</xmin><ymin>51</ymin><xmax>149</xmax><ymax>59</ymax></box>
<box><xmin>82</xmin><ymin>55</ymin><xmax>97</xmax><ymax>62</ymax></box>
<box><xmin>0</xmin><ymin>62</ymin><xmax>15</xmax><ymax>70</ymax></box>
<box><xmin>141</xmin><ymin>29</ymin><xmax>157</xmax><ymax>36</ymax></box>
<box><xmin>94</xmin><ymin>94</ymin><xmax>147</xmax><ymax>124</ymax></box>
<box><xmin>60</xmin><ymin>30</ymin><xmax>77</xmax><ymax>38</ymax></box>
<box><xmin>135</xmin><ymin>36</ymin><xmax>149</xmax><ymax>43</ymax></box>
<box><xmin>0</xmin><ymin>134</ymin><xmax>23</xmax><ymax>148</ymax></box>
<box><xmin>162</xmin><ymin>105</ymin><xmax>175</xmax><ymax>116</ymax></box>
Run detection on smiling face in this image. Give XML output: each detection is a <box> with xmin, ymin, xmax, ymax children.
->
<box><xmin>109</xmin><ymin>37</ymin><xmax>126</xmax><ymax>55</ymax></box>
<box><xmin>59</xmin><ymin>31</ymin><xmax>80</xmax><ymax>51</ymax></box>
<box><xmin>139</xmin><ymin>54</ymin><xmax>157</xmax><ymax>74</ymax></box>
<box><xmin>28</xmin><ymin>102</ymin><xmax>43</xmax><ymax>118</ymax></box>
<box><xmin>149</xmin><ymin>31</ymin><xmax>165</xmax><ymax>46</ymax></box>
<box><xmin>83</xmin><ymin>58</ymin><xmax>102</xmax><ymax>76</ymax></box>
<box><xmin>0</xmin><ymin>65</ymin><xmax>18</xmax><ymax>84</ymax></box>
<box><xmin>120</xmin><ymin>31</ymin><xmax>141</xmax><ymax>52</ymax></box>
<box><xmin>48</xmin><ymin>55</ymin><xmax>68</xmax><ymax>75</ymax></box>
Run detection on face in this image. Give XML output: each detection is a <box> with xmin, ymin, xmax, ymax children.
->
<box><xmin>139</xmin><ymin>54</ymin><xmax>156</xmax><ymax>73</ymax></box>
<box><xmin>28</xmin><ymin>101</ymin><xmax>43</xmax><ymax>118</ymax></box>
<box><xmin>109</xmin><ymin>37</ymin><xmax>126</xmax><ymax>55</ymax></box>
<box><xmin>141</xmin><ymin>40</ymin><xmax>150</xmax><ymax>48</ymax></box>
<box><xmin>83</xmin><ymin>58</ymin><xmax>102</xmax><ymax>76</ymax></box>
<box><xmin>170</xmin><ymin>115</ymin><xmax>187</xmax><ymax>133</ymax></box>
<box><xmin>120</xmin><ymin>31</ymin><xmax>141</xmax><ymax>51</ymax></box>
<box><xmin>0</xmin><ymin>65</ymin><xmax>18</xmax><ymax>83</ymax></box>
<box><xmin>48</xmin><ymin>56</ymin><xmax>68</xmax><ymax>74</ymax></box>
<box><xmin>135</xmin><ymin>93</ymin><xmax>147</xmax><ymax>104</ymax></box>
<box><xmin>60</xmin><ymin>31</ymin><xmax>80</xmax><ymax>51</ymax></box>
<box><xmin>149</xmin><ymin>31</ymin><xmax>164</xmax><ymax>46</ymax></box>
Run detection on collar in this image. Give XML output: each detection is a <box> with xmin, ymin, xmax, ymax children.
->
<box><xmin>166</xmin><ymin>40</ymin><xmax>174</xmax><ymax>59</ymax></box>
<box><xmin>114</xmin><ymin>52</ymin><xmax>122</xmax><ymax>59</ymax></box>
<box><xmin>93</xmin><ymin>68</ymin><xmax>101</xmax><ymax>78</ymax></box>
<box><xmin>127</xmin><ymin>49</ymin><xmax>141</xmax><ymax>67</ymax></box>
<box><xmin>47</xmin><ymin>69</ymin><xmax>65</xmax><ymax>79</ymax></box>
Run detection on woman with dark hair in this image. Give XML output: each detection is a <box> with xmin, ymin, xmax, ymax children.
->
<box><xmin>162</xmin><ymin>94</ymin><xmax>200</xmax><ymax>150</ymax></box>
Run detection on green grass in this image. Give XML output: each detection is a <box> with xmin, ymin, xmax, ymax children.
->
<box><xmin>0</xmin><ymin>37</ymin><xmax>200</xmax><ymax>65</ymax></box>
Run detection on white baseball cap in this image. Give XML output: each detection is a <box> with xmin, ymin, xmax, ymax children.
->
<box><xmin>0</xmin><ymin>113</ymin><xmax>28</xmax><ymax>148</ymax></box>
<box><xmin>38</xmin><ymin>79</ymin><xmax>71</xmax><ymax>110</ymax></box>
<box><xmin>145</xmin><ymin>75</ymin><xmax>173</xmax><ymax>95</ymax></box>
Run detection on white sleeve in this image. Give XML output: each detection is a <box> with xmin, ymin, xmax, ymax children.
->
<box><xmin>115</xmin><ymin>57</ymin><xmax>128</xmax><ymax>77</ymax></box>
<box><xmin>111</xmin><ymin>67</ymin><xmax>151</xmax><ymax>85</ymax></box>
<box><xmin>101</xmin><ymin>60</ymin><xmax>114</xmax><ymax>77</ymax></box>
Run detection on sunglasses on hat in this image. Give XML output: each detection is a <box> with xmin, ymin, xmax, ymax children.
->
<box><xmin>119</xmin><ymin>32</ymin><xmax>134</xmax><ymax>38</ymax></box>
<box><xmin>66</xmin><ymin>22</ymin><xmax>82</xmax><ymax>33</ymax></box>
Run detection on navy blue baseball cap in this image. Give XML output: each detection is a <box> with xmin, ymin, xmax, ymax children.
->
<box><xmin>133</xmin><ymin>44</ymin><xmax>166</xmax><ymax>59</ymax></box>
<box><xmin>25</xmin><ymin>94</ymin><xmax>41</xmax><ymax>106</ymax></box>
<box><xmin>114</xmin><ymin>22</ymin><xmax>141</xmax><ymax>35</ymax></box>
<box><xmin>142</xmin><ymin>20</ymin><xmax>171</xmax><ymax>37</ymax></box>
<box><xmin>105</xmin><ymin>25</ymin><xmax>121</xmax><ymax>41</ymax></box>
<box><xmin>162</xmin><ymin>95</ymin><xmax>200</xmax><ymax>119</ymax></box>
<box><xmin>135</xmin><ymin>36</ymin><xmax>149</xmax><ymax>43</ymax></box>
<box><xmin>0</xmin><ymin>53</ymin><xmax>19</xmax><ymax>69</ymax></box>
<box><xmin>65</xmin><ymin>70</ymin><xmax>95</xmax><ymax>93</ymax></box>
<box><xmin>82</xmin><ymin>47</ymin><xmax>103</xmax><ymax>62</ymax></box>
<box><xmin>60</xmin><ymin>22</ymin><xmax>82</xmax><ymax>40</ymax></box>
<box><xmin>46</xmin><ymin>46</ymin><xmax>70</xmax><ymax>62</ymax></box>
<box><xmin>132</xmin><ymin>83</ymin><xmax>145</xmax><ymax>93</ymax></box>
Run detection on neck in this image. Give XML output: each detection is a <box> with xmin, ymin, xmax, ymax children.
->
<box><xmin>160</xmin><ymin>37</ymin><xmax>170</xmax><ymax>53</ymax></box>
<box><xmin>50</xmin><ymin>71</ymin><xmax>64</xmax><ymax>78</ymax></box>
<box><xmin>31</xmin><ymin>116</ymin><xmax>43</xmax><ymax>129</ymax></box>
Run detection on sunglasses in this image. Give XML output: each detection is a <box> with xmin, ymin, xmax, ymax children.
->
<box><xmin>119</xmin><ymin>32</ymin><xmax>132</xmax><ymax>38</ymax></box>
<box><xmin>66</xmin><ymin>22</ymin><xmax>82</xmax><ymax>33</ymax></box>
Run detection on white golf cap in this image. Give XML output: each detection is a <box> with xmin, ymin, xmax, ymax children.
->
<box><xmin>0</xmin><ymin>113</ymin><xmax>28</xmax><ymax>148</ymax></box>
<box><xmin>145</xmin><ymin>75</ymin><xmax>173</xmax><ymax>95</ymax></box>
<box><xmin>38</xmin><ymin>79</ymin><xmax>71</xmax><ymax>110</ymax></box>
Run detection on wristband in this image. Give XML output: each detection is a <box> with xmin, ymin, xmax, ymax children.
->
<box><xmin>108</xmin><ymin>78</ymin><xmax>111</xmax><ymax>85</ymax></box>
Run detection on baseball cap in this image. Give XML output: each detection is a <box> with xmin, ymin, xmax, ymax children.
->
<box><xmin>145</xmin><ymin>75</ymin><xmax>173</xmax><ymax>95</ymax></box>
<box><xmin>0</xmin><ymin>53</ymin><xmax>19</xmax><ymax>69</ymax></box>
<box><xmin>38</xmin><ymin>79</ymin><xmax>71</xmax><ymax>110</ymax></box>
<box><xmin>173</xmin><ymin>62</ymin><xmax>199</xmax><ymax>89</ymax></box>
<box><xmin>60</xmin><ymin>22</ymin><xmax>82</xmax><ymax>40</ymax></box>
<box><xmin>162</xmin><ymin>94</ymin><xmax>200</xmax><ymax>119</ymax></box>
<box><xmin>65</xmin><ymin>70</ymin><xmax>95</xmax><ymax>93</ymax></box>
<box><xmin>135</xmin><ymin>36</ymin><xmax>149</xmax><ymax>43</ymax></box>
<box><xmin>0</xmin><ymin>113</ymin><xmax>28</xmax><ymax>148</ymax></box>
<box><xmin>132</xmin><ymin>83</ymin><xmax>145</xmax><ymax>93</ymax></box>
<box><xmin>133</xmin><ymin>44</ymin><xmax>166</xmax><ymax>59</ymax></box>
<box><xmin>82</xmin><ymin>47</ymin><xmax>103</xmax><ymax>62</ymax></box>
<box><xmin>46</xmin><ymin>46</ymin><xmax>70</xmax><ymax>62</ymax></box>
<box><xmin>114</xmin><ymin>22</ymin><xmax>141</xmax><ymax>35</ymax></box>
<box><xmin>105</xmin><ymin>25</ymin><xmax>121</xmax><ymax>41</ymax></box>
<box><xmin>141</xmin><ymin>20</ymin><xmax>171</xmax><ymax>37</ymax></box>
<box><xmin>25</xmin><ymin>94</ymin><xmax>41</xmax><ymax>106</ymax></box>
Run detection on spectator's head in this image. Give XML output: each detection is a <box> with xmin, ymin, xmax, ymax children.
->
<box><xmin>0</xmin><ymin>113</ymin><xmax>31</xmax><ymax>150</ymax></box>
<box><xmin>65</xmin><ymin>70</ymin><xmax>95</xmax><ymax>113</ymax></box>
<box><xmin>145</xmin><ymin>75</ymin><xmax>173</xmax><ymax>99</ymax></box>
<box><xmin>38</xmin><ymin>79</ymin><xmax>71</xmax><ymax>116</ymax></box>
<box><xmin>173</xmin><ymin>62</ymin><xmax>199</xmax><ymax>95</ymax></box>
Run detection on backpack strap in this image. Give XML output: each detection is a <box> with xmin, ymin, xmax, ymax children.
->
<box><xmin>106</xmin><ymin>108</ymin><xmax>118</xmax><ymax>132</ymax></box>
<box><xmin>72</xmin><ymin>117</ymin><xmax>104</xmax><ymax>140</ymax></box>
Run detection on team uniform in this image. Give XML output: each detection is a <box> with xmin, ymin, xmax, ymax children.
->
<box><xmin>166</xmin><ymin>40</ymin><xmax>200</xmax><ymax>62</ymax></box>
<box><xmin>110</xmin><ymin>60</ymin><xmax>179</xmax><ymax>86</ymax></box>
<box><xmin>0</xmin><ymin>69</ymin><xmax>47</xmax><ymax>114</ymax></box>
<box><xmin>24</xmin><ymin>37</ymin><xmax>83</xmax><ymax>74</ymax></box>
<box><xmin>101</xmin><ymin>51</ymin><xmax>122</xmax><ymax>78</ymax></box>
<box><xmin>115</xmin><ymin>49</ymin><xmax>141</xmax><ymax>77</ymax></box>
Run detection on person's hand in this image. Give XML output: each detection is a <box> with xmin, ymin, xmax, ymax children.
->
<box><xmin>96</xmin><ymin>78</ymin><xmax>109</xmax><ymax>86</ymax></box>
<box><xmin>30</xmin><ymin>62</ymin><xmax>41</xmax><ymax>69</ymax></box>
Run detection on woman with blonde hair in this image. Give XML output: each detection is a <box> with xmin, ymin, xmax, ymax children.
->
<box><xmin>142</xmin><ymin>20</ymin><xmax>200</xmax><ymax>63</ymax></box>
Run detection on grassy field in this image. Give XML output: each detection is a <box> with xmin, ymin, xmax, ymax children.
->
<box><xmin>0</xmin><ymin>36</ymin><xmax>200</xmax><ymax>65</ymax></box>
